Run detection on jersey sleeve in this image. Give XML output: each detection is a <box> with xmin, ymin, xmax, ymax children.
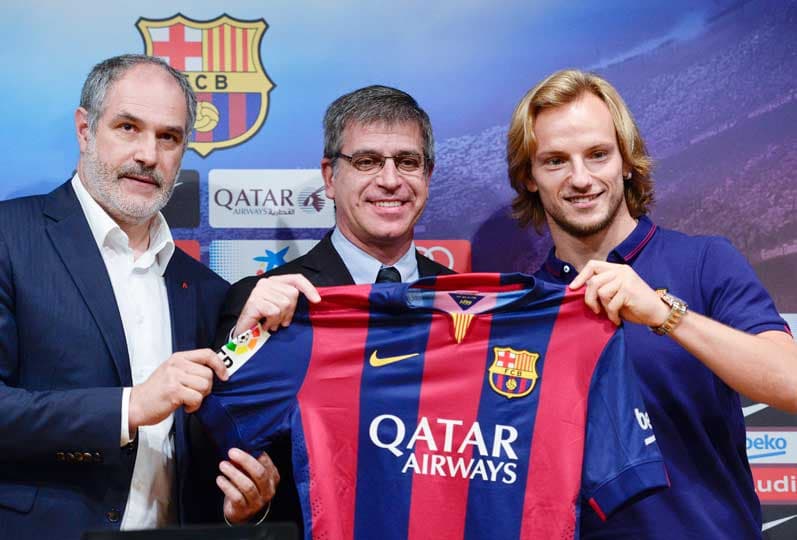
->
<box><xmin>699</xmin><ymin>237</ymin><xmax>789</xmax><ymax>335</ymax></box>
<box><xmin>580</xmin><ymin>329</ymin><xmax>669</xmax><ymax>521</ymax></box>
<box><xmin>196</xmin><ymin>304</ymin><xmax>315</xmax><ymax>456</ymax></box>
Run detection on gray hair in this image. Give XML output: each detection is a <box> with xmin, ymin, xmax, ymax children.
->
<box><xmin>323</xmin><ymin>85</ymin><xmax>435</xmax><ymax>173</ymax></box>
<box><xmin>80</xmin><ymin>54</ymin><xmax>197</xmax><ymax>140</ymax></box>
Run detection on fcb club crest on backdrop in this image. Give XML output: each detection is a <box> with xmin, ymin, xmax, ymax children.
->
<box><xmin>489</xmin><ymin>347</ymin><xmax>540</xmax><ymax>399</ymax></box>
<box><xmin>137</xmin><ymin>14</ymin><xmax>274</xmax><ymax>157</ymax></box>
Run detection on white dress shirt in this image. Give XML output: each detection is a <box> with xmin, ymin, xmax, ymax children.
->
<box><xmin>330</xmin><ymin>227</ymin><xmax>419</xmax><ymax>284</ymax></box>
<box><xmin>72</xmin><ymin>175</ymin><xmax>177</xmax><ymax>529</ymax></box>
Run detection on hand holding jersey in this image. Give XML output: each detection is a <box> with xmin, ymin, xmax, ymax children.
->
<box><xmin>128</xmin><ymin>349</ymin><xmax>228</xmax><ymax>436</ymax></box>
<box><xmin>218</xmin><ymin>449</ymin><xmax>279</xmax><ymax>524</ymax></box>
<box><xmin>233</xmin><ymin>274</ymin><xmax>321</xmax><ymax>336</ymax></box>
<box><xmin>569</xmin><ymin>260</ymin><xmax>671</xmax><ymax>327</ymax></box>
<box><xmin>570</xmin><ymin>259</ymin><xmax>797</xmax><ymax>411</ymax></box>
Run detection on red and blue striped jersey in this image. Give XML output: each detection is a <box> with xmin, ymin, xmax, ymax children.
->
<box><xmin>198</xmin><ymin>273</ymin><xmax>668</xmax><ymax>539</ymax></box>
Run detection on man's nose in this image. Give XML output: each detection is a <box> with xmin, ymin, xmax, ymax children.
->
<box><xmin>374</xmin><ymin>158</ymin><xmax>402</xmax><ymax>190</ymax></box>
<box><xmin>569</xmin><ymin>159</ymin><xmax>592</xmax><ymax>190</ymax></box>
<box><xmin>133</xmin><ymin>134</ymin><xmax>158</xmax><ymax>168</ymax></box>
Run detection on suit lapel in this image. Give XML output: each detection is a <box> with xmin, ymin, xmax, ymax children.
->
<box><xmin>416</xmin><ymin>250</ymin><xmax>451</xmax><ymax>278</ymax></box>
<box><xmin>164</xmin><ymin>255</ymin><xmax>197</xmax><ymax>354</ymax></box>
<box><xmin>301</xmin><ymin>233</ymin><xmax>355</xmax><ymax>286</ymax></box>
<box><xmin>165</xmin><ymin>254</ymin><xmax>198</xmax><ymax>521</ymax></box>
<box><xmin>44</xmin><ymin>182</ymin><xmax>132</xmax><ymax>385</ymax></box>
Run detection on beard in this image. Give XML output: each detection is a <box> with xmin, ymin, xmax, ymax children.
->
<box><xmin>81</xmin><ymin>139</ymin><xmax>176</xmax><ymax>225</ymax></box>
<box><xmin>544</xmin><ymin>188</ymin><xmax>625</xmax><ymax>239</ymax></box>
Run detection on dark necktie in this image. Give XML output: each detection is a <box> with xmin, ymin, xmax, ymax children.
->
<box><xmin>375</xmin><ymin>266</ymin><xmax>401</xmax><ymax>283</ymax></box>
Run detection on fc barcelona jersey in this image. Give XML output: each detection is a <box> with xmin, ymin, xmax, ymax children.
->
<box><xmin>198</xmin><ymin>273</ymin><xmax>668</xmax><ymax>539</ymax></box>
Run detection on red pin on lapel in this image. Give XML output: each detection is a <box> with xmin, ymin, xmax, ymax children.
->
<box><xmin>181</xmin><ymin>281</ymin><xmax>189</xmax><ymax>289</ymax></box>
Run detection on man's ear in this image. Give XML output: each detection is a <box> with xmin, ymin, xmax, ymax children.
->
<box><xmin>321</xmin><ymin>157</ymin><xmax>336</xmax><ymax>199</ymax></box>
<box><xmin>75</xmin><ymin>107</ymin><xmax>91</xmax><ymax>153</ymax></box>
<box><xmin>525</xmin><ymin>176</ymin><xmax>539</xmax><ymax>193</ymax></box>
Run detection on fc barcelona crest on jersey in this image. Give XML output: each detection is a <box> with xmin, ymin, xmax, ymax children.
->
<box><xmin>488</xmin><ymin>347</ymin><xmax>539</xmax><ymax>399</ymax></box>
<box><xmin>137</xmin><ymin>14</ymin><xmax>274</xmax><ymax>157</ymax></box>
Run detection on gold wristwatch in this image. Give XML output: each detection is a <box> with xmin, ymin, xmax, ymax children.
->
<box><xmin>651</xmin><ymin>292</ymin><xmax>688</xmax><ymax>336</ymax></box>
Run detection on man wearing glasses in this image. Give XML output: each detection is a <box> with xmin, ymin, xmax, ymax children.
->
<box><xmin>214</xmin><ymin>85</ymin><xmax>452</xmax><ymax>529</ymax></box>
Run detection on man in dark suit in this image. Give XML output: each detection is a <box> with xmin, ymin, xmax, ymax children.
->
<box><xmin>0</xmin><ymin>55</ymin><xmax>272</xmax><ymax>540</ymax></box>
<box><xmin>214</xmin><ymin>85</ymin><xmax>453</xmax><ymax>529</ymax></box>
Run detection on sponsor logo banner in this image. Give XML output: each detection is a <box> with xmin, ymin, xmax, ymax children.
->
<box><xmin>415</xmin><ymin>240</ymin><xmax>471</xmax><ymax>272</ymax></box>
<box><xmin>747</xmin><ymin>429</ymin><xmax>797</xmax><ymax>464</ymax></box>
<box><xmin>137</xmin><ymin>14</ymin><xmax>274</xmax><ymax>157</ymax></box>
<box><xmin>209</xmin><ymin>169</ymin><xmax>334</xmax><ymax>229</ymax></box>
<box><xmin>753</xmin><ymin>466</ymin><xmax>797</xmax><ymax>504</ymax></box>
<box><xmin>209</xmin><ymin>239</ymin><xmax>319</xmax><ymax>283</ymax></box>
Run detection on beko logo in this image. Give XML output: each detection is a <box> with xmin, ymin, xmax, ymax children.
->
<box><xmin>748</xmin><ymin>434</ymin><xmax>787</xmax><ymax>452</ymax></box>
<box><xmin>746</xmin><ymin>430</ymin><xmax>797</xmax><ymax>464</ymax></box>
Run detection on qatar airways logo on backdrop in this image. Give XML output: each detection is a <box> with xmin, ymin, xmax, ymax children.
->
<box><xmin>209</xmin><ymin>169</ymin><xmax>335</xmax><ymax>228</ymax></box>
<box><xmin>369</xmin><ymin>414</ymin><xmax>519</xmax><ymax>484</ymax></box>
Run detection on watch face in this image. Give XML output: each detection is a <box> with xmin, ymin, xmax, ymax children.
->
<box><xmin>662</xmin><ymin>293</ymin><xmax>687</xmax><ymax>310</ymax></box>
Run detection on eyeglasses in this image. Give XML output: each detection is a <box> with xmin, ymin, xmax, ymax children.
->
<box><xmin>336</xmin><ymin>151</ymin><xmax>425</xmax><ymax>174</ymax></box>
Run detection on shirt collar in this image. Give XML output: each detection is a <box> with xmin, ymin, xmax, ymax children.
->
<box><xmin>542</xmin><ymin>215</ymin><xmax>657</xmax><ymax>281</ymax></box>
<box><xmin>71</xmin><ymin>174</ymin><xmax>175</xmax><ymax>275</ymax></box>
<box><xmin>330</xmin><ymin>227</ymin><xmax>418</xmax><ymax>284</ymax></box>
<box><xmin>609</xmin><ymin>215</ymin><xmax>657</xmax><ymax>263</ymax></box>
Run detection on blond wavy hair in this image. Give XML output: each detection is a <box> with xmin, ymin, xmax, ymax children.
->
<box><xmin>507</xmin><ymin>69</ymin><xmax>654</xmax><ymax>230</ymax></box>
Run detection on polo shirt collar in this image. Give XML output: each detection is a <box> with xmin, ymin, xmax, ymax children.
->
<box><xmin>542</xmin><ymin>216</ymin><xmax>658</xmax><ymax>281</ymax></box>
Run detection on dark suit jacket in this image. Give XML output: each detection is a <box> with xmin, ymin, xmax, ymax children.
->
<box><xmin>0</xmin><ymin>181</ymin><xmax>229</xmax><ymax>540</ymax></box>
<box><xmin>212</xmin><ymin>230</ymin><xmax>454</xmax><ymax>531</ymax></box>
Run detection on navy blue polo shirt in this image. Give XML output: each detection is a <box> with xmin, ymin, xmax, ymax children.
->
<box><xmin>535</xmin><ymin>216</ymin><xmax>790</xmax><ymax>540</ymax></box>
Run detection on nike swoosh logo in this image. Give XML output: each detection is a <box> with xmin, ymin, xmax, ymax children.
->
<box><xmin>743</xmin><ymin>403</ymin><xmax>769</xmax><ymax>417</ymax></box>
<box><xmin>762</xmin><ymin>514</ymin><xmax>797</xmax><ymax>531</ymax></box>
<box><xmin>369</xmin><ymin>351</ymin><xmax>419</xmax><ymax>367</ymax></box>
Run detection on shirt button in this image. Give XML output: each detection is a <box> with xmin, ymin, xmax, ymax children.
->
<box><xmin>106</xmin><ymin>509</ymin><xmax>121</xmax><ymax>523</ymax></box>
<box><xmin>563</xmin><ymin>265</ymin><xmax>571</xmax><ymax>273</ymax></box>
